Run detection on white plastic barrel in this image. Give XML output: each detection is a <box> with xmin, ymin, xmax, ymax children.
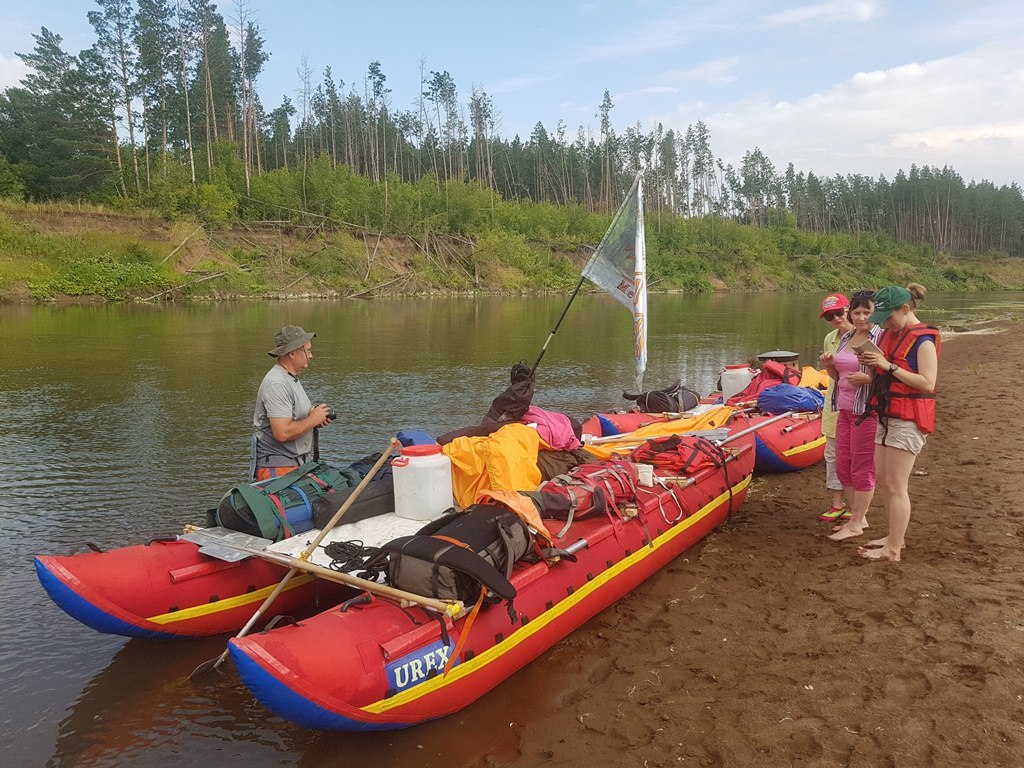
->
<box><xmin>720</xmin><ymin>364</ymin><xmax>756</xmax><ymax>401</ymax></box>
<box><xmin>391</xmin><ymin>444</ymin><xmax>454</xmax><ymax>521</ymax></box>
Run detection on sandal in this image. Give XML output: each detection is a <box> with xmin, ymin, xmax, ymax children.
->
<box><xmin>819</xmin><ymin>506</ymin><xmax>846</xmax><ymax>522</ymax></box>
<box><xmin>840</xmin><ymin>508</ymin><xmax>853</xmax><ymax>520</ymax></box>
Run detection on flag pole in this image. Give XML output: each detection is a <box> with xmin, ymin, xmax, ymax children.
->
<box><xmin>530</xmin><ymin>274</ymin><xmax>586</xmax><ymax>376</ymax></box>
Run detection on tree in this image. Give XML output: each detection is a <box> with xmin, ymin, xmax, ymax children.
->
<box><xmin>267</xmin><ymin>96</ymin><xmax>295</xmax><ymax>170</ymax></box>
<box><xmin>173</xmin><ymin>0</ymin><xmax>198</xmax><ymax>184</ymax></box>
<box><xmin>134</xmin><ymin>0</ymin><xmax>177</xmax><ymax>182</ymax></box>
<box><xmin>738</xmin><ymin>147</ymin><xmax>778</xmax><ymax>227</ymax></box>
<box><xmin>597</xmin><ymin>89</ymin><xmax>615</xmax><ymax>211</ymax></box>
<box><xmin>468</xmin><ymin>85</ymin><xmax>494</xmax><ymax>189</ymax></box>
<box><xmin>89</xmin><ymin>0</ymin><xmax>142</xmax><ymax>193</ymax></box>
<box><xmin>322</xmin><ymin>67</ymin><xmax>342</xmax><ymax>168</ymax></box>
<box><xmin>424</xmin><ymin>70</ymin><xmax>458</xmax><ymax>185</ymax></box>
<box><xmin>234</xmin><ymin>2</ymin><xmax>267</xmax><ymax>193</ymax></box>
<box><xmin>6</xmin><ymin>28</ymin><xmax>112</xmax><ymax>198</ymax></box>
<box><xmin>189</xmin><ymin>0</ymin><xmax>237</xmax><ymax>174</ymax></box>
<box><xmin>365</xmin><ymin>60</ymin><xmax>390</xmax><ymax>182</ymax></box>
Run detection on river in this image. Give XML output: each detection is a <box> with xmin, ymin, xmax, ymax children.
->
<box><xmin>0</xmin><ymin>291</ymin><xmax>1017</xmax><ymax>767</ymax></box>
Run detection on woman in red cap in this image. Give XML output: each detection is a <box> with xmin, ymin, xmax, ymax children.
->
<box><xmin>817</xmin><ymin>293</ymin><xmax>852</xmax><ymax>521</ymax></box>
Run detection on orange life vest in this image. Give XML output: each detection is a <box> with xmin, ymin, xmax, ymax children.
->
<box><xmin>872</xmin><ymin>323</ymin><xmax>941</xmax><ymax>433</ymax></box>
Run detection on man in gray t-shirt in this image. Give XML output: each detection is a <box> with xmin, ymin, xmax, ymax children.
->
<box><xmin>252</xmin><ymin>325</ymin><xmax>333</xmax><ymax>480</ymax></box>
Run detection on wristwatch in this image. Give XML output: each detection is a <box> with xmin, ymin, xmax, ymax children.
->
<box><xmin>888</xmin><ymin>363</ymin><xmax>899</xmax><ymax>374</ymax></box>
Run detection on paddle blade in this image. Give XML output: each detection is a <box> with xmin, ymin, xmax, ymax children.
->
<box><xmin>189</xmin><ymin>649</ymin><xmax>230</xmax><ymax>681</ymax></box>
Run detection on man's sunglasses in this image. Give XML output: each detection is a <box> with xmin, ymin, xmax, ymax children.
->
<box><xmin>823</xmin><ymin>310</ymin><xmax>845</xmax><ymax>321</ymax></box>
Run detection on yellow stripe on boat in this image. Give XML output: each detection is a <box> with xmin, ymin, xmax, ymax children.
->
<box><xmin>362</xmin><ymin>472</ymin><xmax>752</xmax><ymax>714</ymax></box>
<box><xmin>782</xmin><ymin>435</ymin><xmax>826</xmax><ymax>457</ymax></box>
<box><xmin>146</xmin><ymin>574</ymin><xmax>316</xmax><ymax>625</ymax></box>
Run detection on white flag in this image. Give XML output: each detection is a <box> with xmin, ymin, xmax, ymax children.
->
<box><xmin>581</xmin><ymin>174</ymin><xmax>647</xmax><ymax>391</ymax></box>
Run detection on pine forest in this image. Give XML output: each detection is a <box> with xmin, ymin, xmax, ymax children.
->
<box><xmin>1</xmin><ymin>0</ymin><xmax>1023</xmax><ymax>301</ymax></box>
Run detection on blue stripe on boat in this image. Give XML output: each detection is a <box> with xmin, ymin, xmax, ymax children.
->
<box><xmin>34</xmin><ymin>557</ymin><xmax>183</xmax><ymax>640</ymax></box>
<box><xmin>229</xmin><ymin>641</ymin><xmax>415</xmax><ymax>731</ymax></box>
<box><xmin>753</xmin><ymin>436</ymin><xmax>800</xmax><ymax>473</ymax></box>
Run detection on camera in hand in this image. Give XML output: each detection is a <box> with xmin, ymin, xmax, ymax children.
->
<box><xmin>326</xmin><ymin>406</ymin><xmax>337</xmax><ymax>422</ymax></box>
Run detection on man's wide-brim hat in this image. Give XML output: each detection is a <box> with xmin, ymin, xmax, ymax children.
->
<box><xmin>269</xmin><ymin>325</ymin><xmax>316</xmax><ymax>357</ymax></box>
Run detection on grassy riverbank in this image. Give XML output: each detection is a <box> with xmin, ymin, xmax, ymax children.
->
<box><xmin>1</xmin><ymin>199</ymin><xmax>1021</xmax><ymax>302</ymax></box>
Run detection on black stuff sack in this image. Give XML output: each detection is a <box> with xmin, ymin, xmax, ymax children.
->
<box><xmin>311</xmin><ymin>475</ymin><xmax>396</xmax><ymax>529</ymax></box>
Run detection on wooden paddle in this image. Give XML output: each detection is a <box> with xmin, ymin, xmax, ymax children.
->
<box><xmin>184</xmin><ymin>528</ymin><xmax>463</xmax><ymax>615</ymax></box>
<box><xmin>189</xmin><ymin>437</ymin><xmax>401</xmax><ymax>680</ymax></box>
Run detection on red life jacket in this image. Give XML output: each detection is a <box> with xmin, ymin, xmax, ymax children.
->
<box><xmin>872</xmin><ymin>323</ymin><xmax>941</xmax><ymax>433</ymax></box>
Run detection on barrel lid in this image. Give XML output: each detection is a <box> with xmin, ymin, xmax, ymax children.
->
<box><xmin>400</xmin><ymin>443</ymin><xmax>442</xmax><ymax>457</ymax></box>
<box><xmin>756</xmin><ymin>349</ymin><xmax>799</xmax><ymax>362</ymax></box>
<box><xmin>724</xmin><ymin>364</ymin><xmax>752</xmax><ymax>370</ymax></box>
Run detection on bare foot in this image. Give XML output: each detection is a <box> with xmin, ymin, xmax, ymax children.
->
<box><xmin>859</xmin><ymin>544</ymin><xmax>901</xmax><ymax>562</ymax></box>
<box><xmin>863</xmin><ymin>536</ymin><xmax>889</xmax><ymax>548</ymax></box>
<box><xmin>833</xmin><ymin>520</ymin><xmax>868</xmax><ymax>533</ymax></box>
<box><xmin>829</xmin><ymin>523</ymin><xmax>867</xmax><ymax>541</ymax></box>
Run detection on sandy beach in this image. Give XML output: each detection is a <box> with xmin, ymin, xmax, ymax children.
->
<box><xmin>506</xmin><ymin>318</ymin><xmax>1024</xmax><ymax>767</ymax></box>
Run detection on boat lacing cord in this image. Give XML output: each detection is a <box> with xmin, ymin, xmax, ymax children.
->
<box><xmin>322</xmin><ymin>539</ymin><xmax>387</xmax><ymax>582</ymax></box>
<box><xmin>674</xmin><ymin>437</ymin><xmax>735</xmax><ymax>520</ymax></box>
<box><xmin>700</xmin><ymin>438</ymin><xmax>735</xmax><ymax>520</ymax></box>
<box><xmin>638</xmin><ymin>437</ymin><xmax>736</xmax><ymax>526</ymax></box>
<box><xmin>637</xmin><ymin>484</ymin><xmax>684</xmax><ymax>526</ymax></box>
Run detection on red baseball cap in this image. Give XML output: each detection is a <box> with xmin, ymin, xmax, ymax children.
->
<box><xmin>819</xmin><ymin>293</ymin><xmax>850</xmax><ymax>318</ymax></box>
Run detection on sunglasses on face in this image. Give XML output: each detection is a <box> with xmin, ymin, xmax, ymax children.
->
<box><xmin>823</xmin><ymin>310</ymin><xmax>845</xmax><ymax>321</ymax></box>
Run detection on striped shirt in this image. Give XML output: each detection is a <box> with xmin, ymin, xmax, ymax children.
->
<box><xmin>833</xmin><ymin>325</ymin><xmax>883</xmax><ymax>415</ymax></box>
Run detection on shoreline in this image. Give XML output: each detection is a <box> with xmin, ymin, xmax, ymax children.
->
<box><xmin>501</xmin><ymin>317</ymin><xmax>1024</xmax><ymax>767</ymax></box>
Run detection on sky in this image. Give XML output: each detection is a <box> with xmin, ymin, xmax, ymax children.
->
<box><xmin>1</xmin><ymin>0</ymin><xmax>1022</xmax><ymax>187</ymax></box>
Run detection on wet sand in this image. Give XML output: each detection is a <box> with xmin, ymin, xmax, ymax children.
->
<box><xmin>509</xmin><ymin>319</ymin><xmax>1024</xmax><ymax>767</ymax></box>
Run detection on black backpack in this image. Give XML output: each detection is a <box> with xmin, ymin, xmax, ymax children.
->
<box><xmin>365</xmin><ymin>504</ymin><xmax>534</xmax><ymax>608</ymax></box>
<box><xmin>622</xmin><ymin>379</ymin><xmax>700</xmax><ymax>414</ymax></box>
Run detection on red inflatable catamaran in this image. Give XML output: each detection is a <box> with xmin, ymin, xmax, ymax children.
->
<box><xmin>226</xmin><ymin>419</ymin><xmax>757</xmax><ymax>731</ymax></box>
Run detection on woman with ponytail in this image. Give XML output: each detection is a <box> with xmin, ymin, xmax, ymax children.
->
<box><xmin>853</xmin><ymin>283</ymin><xmax>939</xmax><ymax>562</ymax></box>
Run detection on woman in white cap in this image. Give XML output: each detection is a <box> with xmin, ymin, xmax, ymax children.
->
<box><xmin>853</xmin><ymin>284</ymin><xmax>939</xmax><ymax>562</ymax></box>
<box><xmin>252</xmin><ymin>325</ymin><xmax>333</xmax><ymax>481</ymax></box>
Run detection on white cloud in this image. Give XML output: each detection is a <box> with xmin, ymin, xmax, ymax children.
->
<box><xmin>0</xmin><ymin>53</ymin><xmax>28</xmax><ymax>90</ymax></box>
<box><xmin>576</xmin><ymin>16</ymin><xmax>702</xmax><ymax>63</ymax></box>
<box><xmin>661</xmin><ymin>57</ymin><xmax>740</xmax><ymax>85</ymax></box>
<box><xmin>762</xmin><ymin>0</ymin><xmax>881</xmax><ymax>27</ymax></box>
<box><xmin>489</xmin><ymin>73</ymin><xmax>561</xmax><ymax>94</ymax></box>
<box><xmin>614</xmin><ymin>86</ymin><xmax>679</xmax><ymax>103</ymax></box>
<box><xmin>659</xmin><ymin>38</ymin><xmax>1024</xmax><ymax>185</ymax></box>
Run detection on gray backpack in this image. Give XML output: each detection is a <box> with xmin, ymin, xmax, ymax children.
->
<box><xmin>365</xmin><ymin>505</ymin><xmax>533</xmax><ymax>607</ymax></box>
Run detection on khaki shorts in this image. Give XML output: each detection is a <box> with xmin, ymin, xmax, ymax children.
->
<box><xmin>875</xmin><ymin>417</ymin><xmax>928</xmax><ymax>456</ymax></box>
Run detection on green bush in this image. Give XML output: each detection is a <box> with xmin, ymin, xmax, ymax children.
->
<box><xmin>30</xmin><ymin>250</ymin><xmax>171</xmax><ymax>300</ymax></box>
